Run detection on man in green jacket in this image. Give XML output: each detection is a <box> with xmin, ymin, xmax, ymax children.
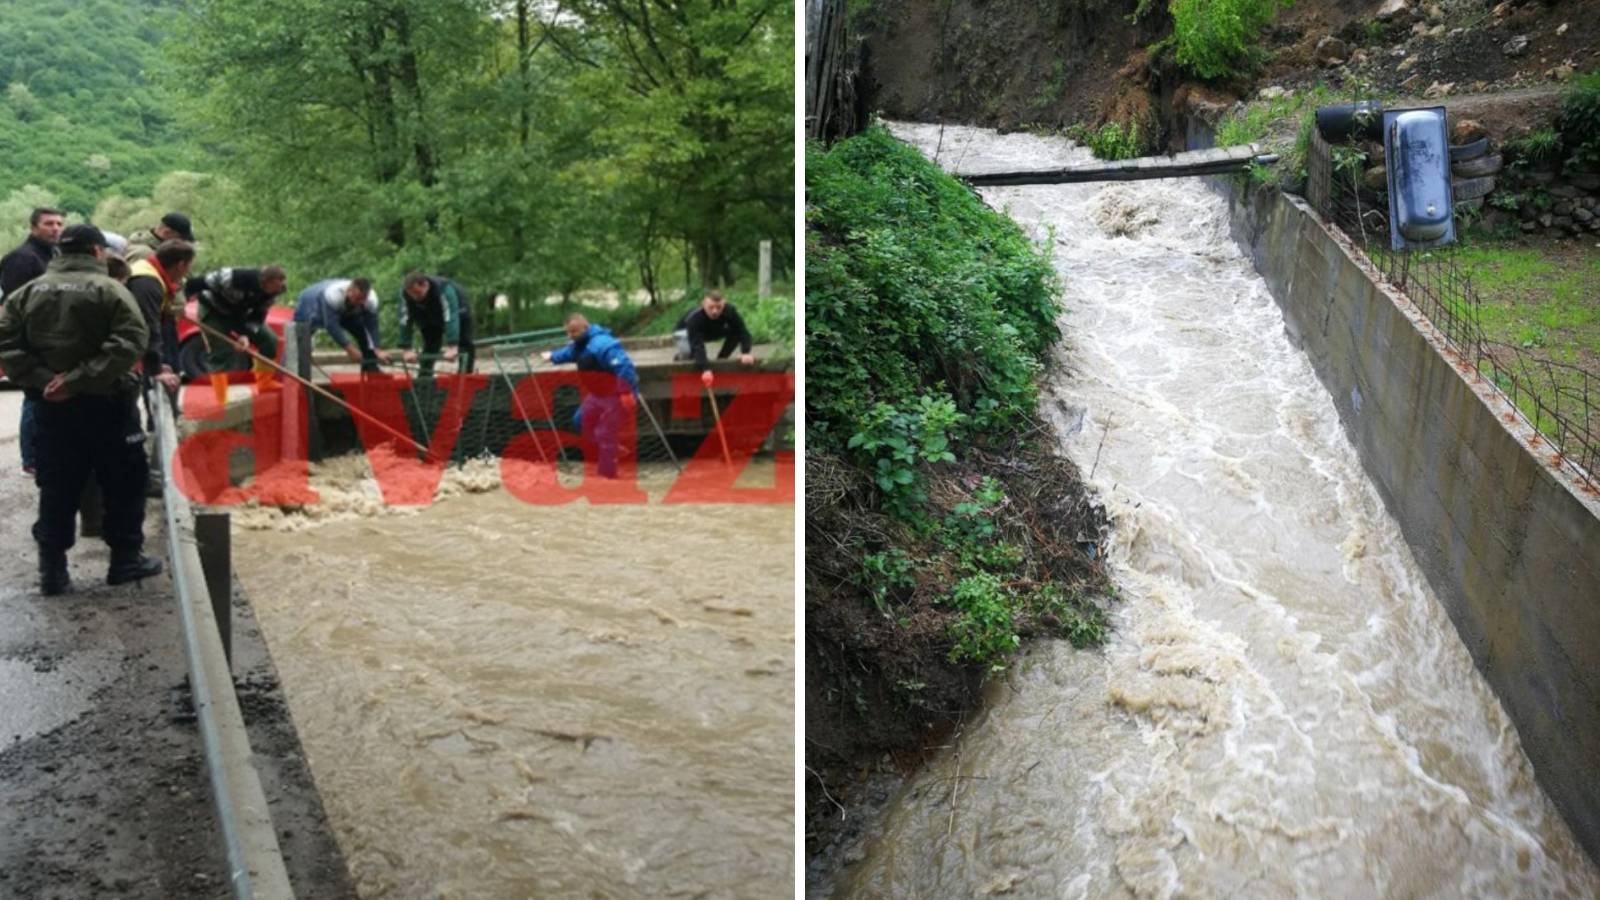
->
<box><xmin>122</xmin><ymin>212</ymin><xmax>196</xmax><ymax>264</ymax></box>
<box><xmin>397</xmin><ymin>272</ymin><xmax>475</xmax><ymax>377</ymax></box>
<box><xmin>0</xmin><ymin>225</ymin><xmax>162</xmax><ymax>595</ymax></box>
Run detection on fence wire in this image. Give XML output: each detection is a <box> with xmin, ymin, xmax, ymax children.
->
<box><xmin>1306</xmin><ymin>132</ymin><xmax>1600</xmax><ymax>492</ymax></box>
<box><xmin>289</xmin><ymin>334</ymin><xmax>792</xmax><ymax>470</ymax></box>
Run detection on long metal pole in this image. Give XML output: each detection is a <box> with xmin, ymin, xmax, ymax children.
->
<box><xmin>706</xmin><ymin>387</ymin><xmax>733</xmax><ymax>467</ymax></box>
<box><xmin>491</xmin><ymin>348</ymin><xmax>551</xmax><ymax>464</ymax></box>
<box><xmin>639</xmin><ymin>389</ymin><xmax>682</xmax><ymax>472</ymax></box>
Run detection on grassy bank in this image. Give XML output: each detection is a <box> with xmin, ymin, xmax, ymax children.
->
<box><xmin>804</xmin><ymin>125</ymin><xmax>1110</xmax><ymax>857</ymax></box>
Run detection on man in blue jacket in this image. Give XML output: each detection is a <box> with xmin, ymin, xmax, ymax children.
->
<box><xmin>541</xmin><ymin>314</ymin><xmax>639</xmax><ymax>479</ymax></box>
<box><xmin>293</xmin><ymin>277</ymin><xmax>390</xmax><ymax>372</ymax></box>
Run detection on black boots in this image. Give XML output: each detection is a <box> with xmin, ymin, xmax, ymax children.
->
<box><xmin>106</xmin><ymin>548</ymin><xmax>163</xmax><ymax>586</ymax></box>
<box><xmin>39</xmin><ymin>552</ymin><xmax>71</xmax><ymax>596</ymax></box>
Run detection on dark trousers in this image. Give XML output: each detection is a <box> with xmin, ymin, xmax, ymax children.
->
<box><xmin>417</xmin><ymin>313</ymin><xmax>475</xmax><ymax>377</ymax></box>
<box><xmin>341</xmin><ymin>314</ymin><xmax>381</xmax><ymax>373</ymax></box>
<box><xmin>32</xmin><ymin>392</ymin><xmax>148</xmax><ymax>555</ymax></box>
<box><xmin>19</xmin><ymin>394</ymin><xmax>36</xmax><ymax>470</ymax></box>
<box><xmin>160</xmin><ymin>316</ymin><xmax>181</xmax><ymax>372</ymax></box>
<box><xmin>201</xmin><ymin>307</ymin><xmax>278</xmax><ymax>372</ymax></box>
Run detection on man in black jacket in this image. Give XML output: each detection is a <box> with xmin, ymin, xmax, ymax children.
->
<box><xmin>188</xmin><ymin>265</ymin><xmax>287</xmax><ymax>387</ymax></box>
<box><xmin>1</xmin><ymin>206</ymin><xmax>65</xmax><ymax>476</ymax></box>
<box><xmin>0</xmin><ymin>207</ymin><xmax>63</xmax><ymax>298</ymax></box>
<box><xmin>673</xmin><ymin>291</ymin><xmax>756</xmax><ymax>387</ymax></box>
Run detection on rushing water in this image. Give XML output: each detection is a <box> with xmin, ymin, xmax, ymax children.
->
<box><xmin>831</xmin><ymin>123</ymin><xmax>1600</xmax><ymax>899</ymax></box>
<box><xmin>232</xmin><ymin>460</ymin><xmax>795</xmax><ymax>898</ymax></box>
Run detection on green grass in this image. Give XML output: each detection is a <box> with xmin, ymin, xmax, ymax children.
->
<box><xmin>1454</xmin><ymin>242</ymin><xmax>1600</xmax><ymax>437</ymax></box>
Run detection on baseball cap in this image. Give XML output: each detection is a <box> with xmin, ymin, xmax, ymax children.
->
<box><xmin>58</xmin><ymin>224</ymin><xmax>109</xmax><ymax>251</ymax></box>
<box><xmin>161</xmin><ymin>212</ymin><xmax>196</xmax><ymax>242</ymax></box>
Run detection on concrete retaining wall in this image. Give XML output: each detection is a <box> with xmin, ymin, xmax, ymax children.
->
<box><xmin>1224</xmin><ymin>183</ymin><xmax>1600</xmax><ymax>863</ymax></box>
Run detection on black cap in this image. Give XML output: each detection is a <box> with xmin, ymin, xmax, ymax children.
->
<box><xmin>58</xmin><ymin>224</ymin><xmax>109</xmax><ymax>252</ymax></box>
<box><xmin>160</xmin><ymin>212</ymin><xmax>195</xmax><ymax>242</ymax></box>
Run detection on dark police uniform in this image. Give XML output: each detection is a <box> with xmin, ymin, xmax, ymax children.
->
<box><xmin>0</xmin><ymin>245</ymin><xmax>159</xmax><ymax>593</ymax></box>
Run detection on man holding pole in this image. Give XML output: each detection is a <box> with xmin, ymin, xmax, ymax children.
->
<box><xmin>673</xmin><ymin>290</ymin><xmax>756</xmax><ymax>388</ymax></box>
<box><xmin>187</xmin><ymin>265</ymin><xmax>288</xmax><ymax>392</ymax></box>
<box><xmin>0</xmin><ymin>225</ymin><xmax>161</xmax><ymax>594</ymax></box>
<box><xmin>294</xmin><ymin>277</ymin><xmax>390</xmax><ymax>372</ymax></box>
<box><xmin>541</xmin><ymin>314</ymin><xmax>639</xmax><ymax>480</ymax></box>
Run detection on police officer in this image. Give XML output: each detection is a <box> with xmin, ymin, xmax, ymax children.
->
<box><xmin>188</xmin><ymin>265</ymin><xmax>287</xmax><ymax>387</ymax></box>
<box><xmin>0</xmin><ymin>225</ymin><xmax>162</xmax><ymax>595</ymax></box>
<box><xmin>397</xmin><ymin>272</ymin><xmax>475</xmax><ymax>377</ymax></box>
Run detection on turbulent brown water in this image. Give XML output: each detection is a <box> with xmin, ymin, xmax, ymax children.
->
<box><xmin>828</xmin><ymin>123</ymin><xmax>1600</xmax><ymax>898</ymax></box>
<box><xmin>232</xmin><ymin>459</ymin><xmax>795</xmax><ymax>898</ymax></box>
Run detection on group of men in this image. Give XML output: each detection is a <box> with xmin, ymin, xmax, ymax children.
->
<box><xmin>0</xmin><ymin>203</ymin><xmax>761</xmax><ymax>594</ymax></box>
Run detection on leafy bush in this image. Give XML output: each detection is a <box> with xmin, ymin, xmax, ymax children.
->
<box><xmin>1557</xmin><ymin>70</ymin><xmax>1600</xmax><ymax>168</ymax></box>
<box><xmin>945</xmin><ymin>573</ymin><xmax>1019</xmax><ymax>668</ymax></box>
<box><xmin>857</xmin><ymin>549</ymin><xmax>917</xmax><ymax>613</ymax></box>
<box><xmin>806</xmin><ymin>127</ymin><xmax>1061</xmax><ymax>453</ymax></box>
<box><xmin>1067</xmin><ymin>121</ymin><xmax>1145</xmax><ymax>161</ymax></box>
<box><xmin>846</xmin><ymin>394</ymin><xmax>965</xmax><ymax>511</ymax></box>
<box><xmin>1170</xmin><ymin>0</ymin><xmax>1294</xmax><ymax>80</ymax></box>
<box><xmin>1504</xmin><ymin>128</ymin><xmax>1564</xmax><ymax>167</ymax></box>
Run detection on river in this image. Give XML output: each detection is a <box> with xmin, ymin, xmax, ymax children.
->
<box><xmin>232</xmin><ymin>459</ymin><xmax>795</xmax><ymax>898</ymax></box>
<box><xmin>829</xmin><ymin>123</ymin><xmax>1600</xmax><ymax>899</ymax></box>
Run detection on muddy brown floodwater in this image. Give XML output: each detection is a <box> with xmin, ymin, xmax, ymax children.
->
<box><xmin>821</xmin><ymin>123</ymin><xmax>1600</xmax><ymax>899</ymax></box>
<box><xmin>230</xmin><ymin>458</ymin><xmax>795</xmax><ymax>898</ymax></box>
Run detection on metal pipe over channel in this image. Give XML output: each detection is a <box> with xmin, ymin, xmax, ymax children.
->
<box><xmin>154</xmin><ymin>388</ymin><xmax>295</xmax><ymax>900</ymax></box>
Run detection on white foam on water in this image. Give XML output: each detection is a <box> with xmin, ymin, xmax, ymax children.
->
<box><xmin>830</xmin><ymin>123</ymin><xmax>1600</xmax><ymax>899</ymax></box>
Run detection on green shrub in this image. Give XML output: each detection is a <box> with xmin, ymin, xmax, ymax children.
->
<box><xmin>945</xmin><ymin>573</ymin><xmax>1019</xmax><ymax>668</ymax></box>
<box><xmin>858</xmin><ymin>549</ymin><xmax>917</xmax><ymax>613</ymax></box>
<box><xmin>1170</xmin><ymin>0</ymin><xmax>1294</xmax><ymax>80</ymax></box>
<box><xmin>806</xmin><ymin>127</ymin><xmax>1061</xmax><ymax>455</ymax></box>
<box><xmin>1505</xmin><ymin>128</ymin><xmax>1564</xmax><ymax>167</ymax></box>
<box><xmin>1067</xmin><ymin>121</ymin><xmax>1145</xmax><ymax>161</ymax></box>
<box><xmin>846</xmin><ymin>394</ymin><xmax>965</xmax><ymax>512</ymax></box>
<box><xmin>1557</xmin><ymin>70</ymin><xmax>1600</xmax><ymax>168</ymax></box>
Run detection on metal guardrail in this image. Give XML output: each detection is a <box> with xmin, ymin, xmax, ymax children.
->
<box><xmin>154</xmin><ymin>387</ymin><xmax>295</xmax><ymax>900</ymax></box>
<box><xmin>1307</xmin><ymin>132</ymin><xmax>1600</xmax><ymax>492</ymax></box>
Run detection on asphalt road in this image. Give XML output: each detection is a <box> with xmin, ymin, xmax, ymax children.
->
<box><xmin>0</xmin><ymin>387</ymin><xmax>355</xmax><ymax>899</ymax></box>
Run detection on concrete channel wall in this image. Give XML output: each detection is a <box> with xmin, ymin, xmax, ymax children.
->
<box><xmin>1222</xmin><ymin>182</ymin><xmax>1600</xmax><ymax>863</ymax></box>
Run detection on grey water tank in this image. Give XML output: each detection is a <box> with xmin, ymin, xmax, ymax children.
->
<box><xmin>1384</xmin><ymin>107</ymin><xmax>1456</xmax><ymax>250</ymax></box>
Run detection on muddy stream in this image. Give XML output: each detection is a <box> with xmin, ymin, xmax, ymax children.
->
<box><xmin>827</xmin><ymin>123</ymin><xmax>1600</xmax><ymax>898</ymax></box>
<box><xmin>229</xmin><ymin>458</ymin><xmax>795</xmax><ymax>898</ymax></box>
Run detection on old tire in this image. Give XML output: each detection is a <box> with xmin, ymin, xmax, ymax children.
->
<box><xmin>1449</xmin><ymin>137</ymin><xmax>1490</xmax><ymax>162</ymax></box>
<box><xmin>1453</xmin><ymin>153</ymin><xmax>1503</xmax><ymax>178</ymax></box>
<box><xmin>177</xmin><ymin>336</ymin><xmax>208</xmax><ymax>380</ymax></box>
<box><xmin>1453</xmin><ymin>197</ymin><xmax>1484</xmax><ymax>215</ymax></box>
<box><xmin>1453</xmin><ymin>175</ymin><xmax>1496</xmax><ymax>202</ymax></box>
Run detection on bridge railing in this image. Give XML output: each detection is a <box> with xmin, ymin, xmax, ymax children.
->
<box><xmin>1305</xmin><ymin>131</ymin><xmax>1600</xmax><ymax>492</ymax></box>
